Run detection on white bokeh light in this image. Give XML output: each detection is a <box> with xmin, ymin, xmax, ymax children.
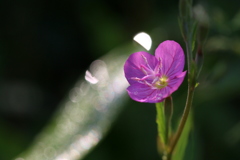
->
<box><xmin>133</xmin><ymin>32</ymin><xmax>152</xmax><ymax>51</ymax></box>
<box><xmin>84</xmin><ymin>70</ymin><xmax>99</xmax><ymax>84</ymax></box>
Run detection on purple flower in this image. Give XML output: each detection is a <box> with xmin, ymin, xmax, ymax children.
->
<box><xmin>124</xmin><ymin>40</ymin><xmax>186</xmax><ymax>103</ymax></box>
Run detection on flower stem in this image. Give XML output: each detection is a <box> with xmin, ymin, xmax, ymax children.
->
<box><xmin>168</xmin><ymin>41</ymin><xmax>195</xmax><ymax>159</ymax></box>
<box><xmin>156</xmin><ymin>102</ymin><xmax>167</xmax><ymax>147</ymax></box>
<box><xmin>168</xmin><ymin>84</ymin><xmax>194</xmax><ymax>158</ymax></box>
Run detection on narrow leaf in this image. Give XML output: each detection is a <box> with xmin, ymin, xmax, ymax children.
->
<box><xmin>172</xmin><ymin>111</ymin><xmax>193</xmax><ymax>160</ymax></box>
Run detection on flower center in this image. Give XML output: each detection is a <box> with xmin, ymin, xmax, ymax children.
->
<box><xmin>154</xmin><ymin>75</ymin><xmax>168</xmax><ymax>89</ymax></box>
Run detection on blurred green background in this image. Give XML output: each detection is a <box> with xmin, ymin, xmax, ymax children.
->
<box><xmin>0</xmin><ymin>0</ymin><xmax>240</xmax><ymax>159</ymax></box>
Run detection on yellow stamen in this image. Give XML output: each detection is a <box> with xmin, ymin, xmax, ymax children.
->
<box><xmin>155</xmin><ymin>75</ymin><xmax>168</xmax><ymax>89</ymax></box>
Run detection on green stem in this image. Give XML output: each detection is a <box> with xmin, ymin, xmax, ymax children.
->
<box><xmin>156</xmin><ymin>102</ymin><xmax>169</xmax><ymax>160</ymax></box>
<box><xmin>156</xmin><ymin>102</ymin><xmax>167</xmax><ymax>147</ymax></box>
<box><xmin>168</xmin><ymin>41</ymin><xmax>195</xmax><ymax>159</ymax></box>
<box><xmin>169</xmin><ymin>85</ymin><xmax>194</xmax><ymax>159</ymax></box>
<box><xmin>156</xmin><ymin>97</ymin><xmax>173</xmax><ymax>160</ymax></box>
<box><xmin>164</xmin><ymin>96</ymin><xmax>173</xmax><ymax>147</ymax></box>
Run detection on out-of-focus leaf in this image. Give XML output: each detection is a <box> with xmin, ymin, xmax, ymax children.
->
<box><xmin>15</xmin><ymin>43</ymin><xmax>143</xmax><ymax>160</ymax></box>
<box><xmin>172</xmin><ymin>111</ymin><xmax>192</xmax><ymax>160</ymax></box>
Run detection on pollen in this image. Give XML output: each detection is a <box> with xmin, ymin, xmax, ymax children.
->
<box><xmin>154</xmin><ymin>75</ymin><xmax>168</xmax><ymax>89</ymax></box>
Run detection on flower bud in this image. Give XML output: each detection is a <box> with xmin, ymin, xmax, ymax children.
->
<box><xmin>197</xmin><ymin>23</ymin><xmax>209</xmax><ymax>46</ymax></box>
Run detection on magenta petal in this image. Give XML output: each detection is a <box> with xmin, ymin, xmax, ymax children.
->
<box><xmin>168</xmin><ymin>71</ymin><xmax>187</xmax><ymax>92</ymax></box>
<box><xmin>127</xmin><ymin>83</ymin><xmax>169</xmax><ymax>103</ymax></box>
<box><xmin>124</xmin><ymin>51</ymin><xmax>158</xmax><ymax>85</ymax></box>
<box><xmin>155</xmin><ymin>87</ymin><xmax>171</xmax><ymax>101</ymax></box>
<box><xmin>155</xmin><ymin>40</ymin><xmax>185</xmax><ymax>77</ymax></box>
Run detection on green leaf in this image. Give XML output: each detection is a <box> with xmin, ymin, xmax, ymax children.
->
<box><xmin>172</xmin><ymin>111</ymin><xmax>193</xmax><ymax>160</ymax></box>
<box><xmin>15</xmin><ymin>43</ymin><xmax>144</xmax><ymax>160</ymax></box>
<box><xmin>190</xmin><ymin>21</ymin><xmax>198</xmax><ymax>53</ymax></box>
